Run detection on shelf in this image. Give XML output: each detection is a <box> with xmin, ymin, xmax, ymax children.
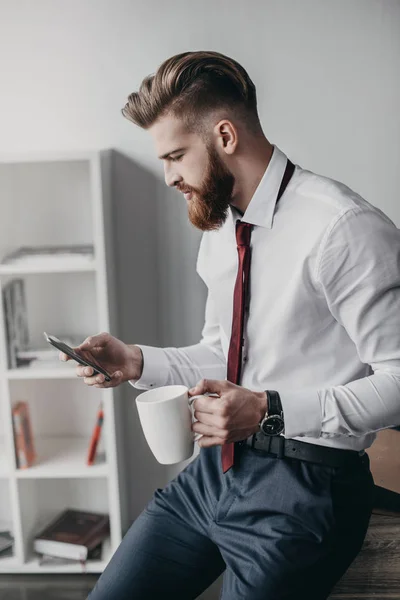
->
<box><xmin>7</xmin><ymin>363</ymin><xmax>78</xmax><ymax>379</ymax></box>
<box><xmin>0</xmin><ymin>149</ymin><xmax>128</xmax><ymax>572</ymax></box>
<box><xmin>0</xmin><ymin>555</ymin><xmax>19</xmax><ymax>572</ymax></box>
<box><xmin>15</xmin><ymin>436</ymin><xmax>108</xmax><ymax>479</ymax></box>
<box><xmin>0</xmin><ymin>539</ymin><xmax>112</xmax><ymax>573</ymax></box>
<box><xmin>0</xmin><ymin>437</ymin><xmax>10</xmax><ymax>477</ymax></box>
<box><xmin>0</xmin><ymin>150</ymin><xmax>101</xmax><ymax>164</ymax></box>
<box><xmin>0</xmin><ymin>256</ymin><xmax>97</xmax><ymax>275</ymax></box>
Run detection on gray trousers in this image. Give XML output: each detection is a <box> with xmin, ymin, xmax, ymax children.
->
<box><xmin>88</xmin><ymin>441</ymin><xmax>375</xmax><ymax>599</ymax></box>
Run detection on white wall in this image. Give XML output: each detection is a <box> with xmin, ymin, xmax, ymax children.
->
<box><xmin>1</xmin><ymin>0</ymin><xmax>400</xmax><ymax>213</ymax></box>
<box><xmin>1</xmin><ymin>1</ymin><xmax>399</xmax><ymax>596</ymax></box>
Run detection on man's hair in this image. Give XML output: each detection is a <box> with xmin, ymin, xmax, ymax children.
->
<box><xmin>121</xmin><ymin>51</ymin><xmax>261</xmax><ymax>134</ymax></box>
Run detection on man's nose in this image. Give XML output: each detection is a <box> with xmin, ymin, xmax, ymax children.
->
<box><xmin>164</xmin><ymin>164</ymin><xmax>182</xmax><ymax>188</ymax></box>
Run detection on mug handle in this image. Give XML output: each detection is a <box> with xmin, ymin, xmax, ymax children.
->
<box><xmin>188</xmin><ymin>393</ymin><xmax>219</xmax><ymax>442</ymax></box>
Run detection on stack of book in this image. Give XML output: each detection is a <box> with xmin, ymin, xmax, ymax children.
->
<box><xmin>1</xmin><ymin>244</ymin><xmax>94</xmax><ymax>369</ymax></box>
<box><xmin>0</xmin><ymin>526</ymin><xmax>13</xmax><ymax>559</ymax></box>
<box><xmin>1</xmin><ymin>276</ymin><xmax>80</xmax><ymax>370</ymax></box>
<box><xmin>34</xmin><ymin>509</ymin><xmax>110</xmax><ymax>568</ymax></box>
<box><xmin>17</xmin><ymin>334</ymin><xmax>83</xmax><ymax>370</ymax></box>
<box><xmin>1</xmin><ymin>244</ymin><xmax>94</xmax><ymax>267</ymax></box>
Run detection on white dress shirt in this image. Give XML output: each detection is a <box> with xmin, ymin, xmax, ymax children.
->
<box><xmin>130</xmin><ymin>145</ymin><xmax>400</xmax><ymax>452</ymax></box>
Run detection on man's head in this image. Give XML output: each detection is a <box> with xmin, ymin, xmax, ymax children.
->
<box><xmin>122</xmin><ymin>51</ymin><xmax>264</xmax><ymax>231</ymax></box>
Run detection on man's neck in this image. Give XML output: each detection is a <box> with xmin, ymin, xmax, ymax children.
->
<box><xmin>231</xmin><ymin>140</ymin><xmax>274</xmax><ymax>214</ymax></box>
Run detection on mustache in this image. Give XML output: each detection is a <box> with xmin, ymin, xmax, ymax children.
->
<box><xmin>176</xmin><ymin>185</ymin><xmax>194</xmax><ymax>194</ymax></box>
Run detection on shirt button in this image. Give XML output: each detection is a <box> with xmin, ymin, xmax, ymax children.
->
<box><xmin>243</xmin><ymin>355</ymin><xmax>248</xmax><ymax>363</ymax></box>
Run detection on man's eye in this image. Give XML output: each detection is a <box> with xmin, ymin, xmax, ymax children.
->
<box><xmin>171</xmin><ymin>155</ymin><xmax>184</xmax><ymax>162</ymax></box>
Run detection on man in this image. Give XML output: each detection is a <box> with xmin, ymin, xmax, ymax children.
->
<box><xmin>63</xmin><ymin>51</ymin><xmax>400</xmax><ymax>599</ymax></box>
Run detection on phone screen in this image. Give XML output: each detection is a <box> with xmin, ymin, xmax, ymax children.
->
<box><xmin>43</xmin><ymin>333</ymin><xmax>112</xmax><ymax>382</ymax></box>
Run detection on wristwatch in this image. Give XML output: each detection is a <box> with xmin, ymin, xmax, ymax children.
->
<box><xmin>259</xmin><ymin>390</ymin><xmax>285</xmax><ymax>436</ymax></box>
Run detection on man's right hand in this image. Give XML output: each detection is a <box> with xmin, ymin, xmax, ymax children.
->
<box><xmin>58</xmin><ymin>332</ymin><xmax>143</xmax><ymax>388</ymax></box>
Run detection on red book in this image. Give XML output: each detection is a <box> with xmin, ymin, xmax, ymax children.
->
<box><xmin>86</xmin><ymin>403</ymin><xmax>104</xmax><ymax>466</ymax></box>
<box><xmin>12</xmin><ymin>401</ymin><xmax>36</xmax><ymax>469</ymax></box>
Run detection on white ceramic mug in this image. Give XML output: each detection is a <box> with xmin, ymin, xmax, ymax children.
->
<box><xmin>135</xmin><ymin>384</ymin><xmax>215</xmax><ymax>464</ymax></box>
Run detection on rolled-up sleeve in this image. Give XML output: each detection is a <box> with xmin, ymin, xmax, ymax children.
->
<box><xmin>281</xmin><ymin>206</ymin><xmax>400</xmax><ymax>439</ymax></box>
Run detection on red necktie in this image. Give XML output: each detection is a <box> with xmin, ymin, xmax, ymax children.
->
<box><xmin>222</xmin><ymin>220</ymin><xmax>253</xmax><ymax>473</ymax></box>
<box><xmin>221</xmin><ymin>158</ymin><xmax>295</xmax><ymax>473</ymax></box>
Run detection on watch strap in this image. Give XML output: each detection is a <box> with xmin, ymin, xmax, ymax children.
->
<box><xmin>267</xmin><ymin>390</ymin><xmax>283</xmax><ymax>415</ymax></box>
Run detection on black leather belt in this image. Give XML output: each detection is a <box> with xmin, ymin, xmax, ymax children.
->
<box><xmin>242</xmin><ymin>432</ymin><xmax>364</xmax><ymax>469</ymax></box>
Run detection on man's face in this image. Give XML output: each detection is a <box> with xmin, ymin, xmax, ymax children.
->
<box><xmin>150</xmin><ymin>115</ymin><xmax>235</xmax><ymax>231</ymax></box>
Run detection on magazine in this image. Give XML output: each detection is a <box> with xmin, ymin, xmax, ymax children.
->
<box><xmin>1</xmin><ymin>245</ymin><xmax>94</xmax><ymax>266</ymax></box>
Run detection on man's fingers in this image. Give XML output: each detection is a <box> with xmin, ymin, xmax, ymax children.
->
<box><xmin>94</xmin><ymin>371</ymin><xmax>123</xmax><ymax>388</ymax></box>
<box><xmin>191</xmin><ymin>395</ymin><xmax>220</xmax><ymax>414</ymax></box>
<box><xmin>59</xmin><ymin>351</ymin><xmax>70</xmax><ymax>362</ymax></box>
<box><xmin>197</xmin><ymin>435</ymin><xmax>225</xmax><ymax>448</ymax></box>
<box><xmin>193</xmin><ymin>411</ymin><xmax>226</xmax><ymax>429</ymax></box>
<box><xmin>84</xmin><ymin>374</ymin><xmax>102</xmax><ymax>386</ymax></box>
<box><xmin>192</xmin><ymin>421</ymin><xmax>228</xmax><ymax>439</ymax></box>
<box><xmin>189</xmin><ymin>378</ymin><xmax>225</xmax><ymax>397</ymax></box>
<box><xmin>76</xmin><ymin>365</ymin><xmax>94</xmax><ymax>377</ymax></box>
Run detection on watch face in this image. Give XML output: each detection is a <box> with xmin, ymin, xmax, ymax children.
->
<box><xmin>261</xmin><ymin>416</ymin><xmax>284</xmax><ymax>435</ymax></box>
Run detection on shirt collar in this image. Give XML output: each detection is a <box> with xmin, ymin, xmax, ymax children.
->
<box><xmin>230</xmin><ymin>145</ymin><xmax>288</xmax><ymax>229</ymax></box>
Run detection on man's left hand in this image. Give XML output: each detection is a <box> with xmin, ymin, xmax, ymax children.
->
<box><xmin>188</xmin><ymin>379</ymin><xmax>268</xmax><ymax>448</ymax></box>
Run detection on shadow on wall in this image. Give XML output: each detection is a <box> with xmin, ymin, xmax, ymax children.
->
<box><xmin>110</xmin><ymin>150</ymin><xmax>206</xmax><ymax>523</ymax></box>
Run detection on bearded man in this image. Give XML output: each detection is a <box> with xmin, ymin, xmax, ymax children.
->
<box><xmin>61</xmin><ymin>51</ymin><xmax>400</xmax><ymax>599</ymax></box>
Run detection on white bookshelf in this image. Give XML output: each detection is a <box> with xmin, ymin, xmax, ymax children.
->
<box><xmin>0</xmin><ymin>151</ymin><xmax>128</xmax><ymax>573</ymax></box>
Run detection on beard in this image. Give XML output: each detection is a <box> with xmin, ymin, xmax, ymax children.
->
<box><xmin>180</xmin><ymin>145</ymin><xmax>235</xmax><ymax>232</ymax></box>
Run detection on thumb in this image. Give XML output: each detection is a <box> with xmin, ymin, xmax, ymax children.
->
<box><xmin>80</xmin><ymin>332</ymin><xmax>110</xmax><ymax>350</ymax></box>
<box><xmin>189</xmin><ymin>379</ymin><xmax>224</xmax><ymax>396</ymax></box>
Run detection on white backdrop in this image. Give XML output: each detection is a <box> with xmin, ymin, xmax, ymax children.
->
<box><xmin>1</xmin><ymin>1</ymin><xmax>399</xmax><ymax>596</ymax></box>
<box><xmin>1</xmin><ymin>0</ymin><xmax>399</xmax><ymax>350</ymax></box>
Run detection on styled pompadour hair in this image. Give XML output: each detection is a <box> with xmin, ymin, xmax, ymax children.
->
<box><xmin>121</xmin><ymin>51</ymin><xmax>260</xmax><ymax>133</ymax></box>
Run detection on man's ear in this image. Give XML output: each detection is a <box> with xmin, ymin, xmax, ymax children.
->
<box><xmin>214</xmin><ymin>119</ymin><xmax>238</xmax><ymax>155</ymax></box>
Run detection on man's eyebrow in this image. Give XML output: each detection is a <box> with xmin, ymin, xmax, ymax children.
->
<box><xmin>158</xmin><ymin>147</ymin><xmax>186</xmax><ymax>160</ymax></box>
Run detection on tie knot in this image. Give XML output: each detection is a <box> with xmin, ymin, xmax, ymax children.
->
<box><xmin>235</xmin><ymin>220</ymin><xmax>253</xmax><ymax>247</ymax></box>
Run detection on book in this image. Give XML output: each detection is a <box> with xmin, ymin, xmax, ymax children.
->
<box><xmin>12</xmin><ymin>401</ymin><xmax>36</xmax><ymax>469</ymax></box>
<box><xmin>0</xmin><ymin>522</ymin><xmax>13</xmax><ymax>535</ymax></box>
<box><xmin>1</xmin><ymin>245</ymin><xmax>94</xmax><ymax>266</ymax></box>
<box><xmin>87</xmin><ymin>403</ymin><xmax>104</xmax><ymax>466</ymax></box>
<box><xmin>37</xmin><ymin>542</ymin><xmax>103</xmax><ymax>566</ymax></box>
<box><xmin>0</xmin><ymin>532</ymin><xmax>13</xmax><ymax>555</ymax></box>
<box><xmin>2</xmin><ymin>278</ymin><xmax>29</xmax><ymax>368</ymax></box>
<box><xmin>12</xmin><ymin>402</ymin><xmax>36</xmax><ymax>468</ymax></box>
<box><xmin>33</xmin><ymin>509</ymin><xmax>110</xmax><ymax>561</ymax></box>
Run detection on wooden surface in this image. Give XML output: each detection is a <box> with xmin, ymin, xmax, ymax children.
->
<box><xmin>329</xmin><ymin>429</ymin><xmax>400</xmax><ymax>597</ymax></box>
<box><xmin>0</xmin><ymin>573</ymin><xmax>98</xmax><ymax>599</ymax></box>
<box><xmin>329</xmin><ymin>511</ymin><xmax>400</xmax><ymax>598</ymax></box>
<box><xmin>366</xmin><ymin>429</ymin><xmax>400</xmax><ymax>494</ymax></box>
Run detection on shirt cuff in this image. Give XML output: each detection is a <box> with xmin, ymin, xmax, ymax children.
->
<box><xmin>128</xmin><ymin>345</ymin><xmax>170</xmax><ymax>390</ymax></box>
<box><xmin>280</xmin><ymin>388</ymin><xmax>322</xmax><ymax>439</ymax></box>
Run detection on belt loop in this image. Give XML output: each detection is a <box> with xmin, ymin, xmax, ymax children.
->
<box><xmin>276</xmin><ymin>435</ymin><xmax>285</xmax><ymax>458</ymax></box>
<box><xmin>251</xmin><ymin>434</ymin><xmax>256</xmax><ymax>449</ymax></box>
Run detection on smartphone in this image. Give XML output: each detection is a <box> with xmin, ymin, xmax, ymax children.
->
<box><xmin>43</xmin><ymin>332</ymin><xmax>112</xmax><ymax>382</ymax></box>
